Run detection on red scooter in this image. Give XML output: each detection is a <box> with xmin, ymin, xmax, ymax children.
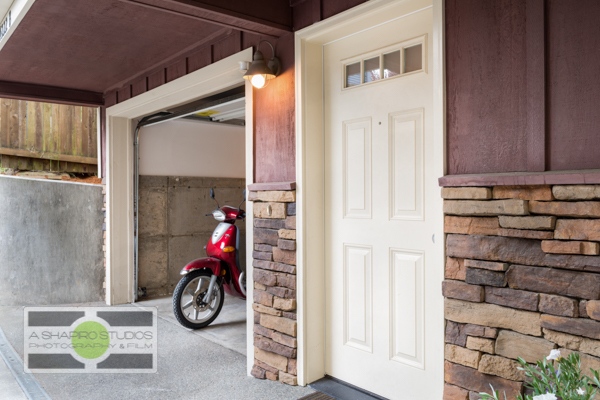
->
<box><xmin>173</xmin><ymin>188</ymin><xmax>247</xmax><ymax>329</ymax></box>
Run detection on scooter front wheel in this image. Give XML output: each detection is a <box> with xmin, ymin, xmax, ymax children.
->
<box><xmin>172</xmin><ymin>269</ymin><xmax>224</xmax><ymax>329</ymax></box>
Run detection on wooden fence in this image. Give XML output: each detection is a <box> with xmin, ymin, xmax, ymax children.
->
<box><xmin>0</xmin><ymin>98</ymin><xmax>98</xmax><ymax>173</ymax></box>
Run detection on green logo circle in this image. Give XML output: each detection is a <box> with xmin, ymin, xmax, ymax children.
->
<box><xmin>71</xmin><ymin>321</ymin><xmax>110</xmax><ymax>359</ymax></box>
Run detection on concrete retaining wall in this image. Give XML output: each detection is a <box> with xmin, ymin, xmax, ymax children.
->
<box><xmin>138</xmin><ymin>176</ymin><xmax>246</xmax><ymax>297</ymax></box>
<box><xmin>0</xmin><ymin>175</ymin><xmax>104</xmax><ymax>306</ymax></box>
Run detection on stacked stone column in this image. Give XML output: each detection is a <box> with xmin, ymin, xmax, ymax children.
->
<box><xmin>248</xmin><ymin>188</ymin><xmax>298</xmax><ymax>385</ymax></box>
<box><xmin>442</xmin><ymin>184</ymin><xmax>600</xmax><ymax>400</ymax></box>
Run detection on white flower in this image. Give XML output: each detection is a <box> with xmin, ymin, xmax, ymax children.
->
<box><xmin>577</xmin><ymin>387</ymin><xmax>586</xmax><ymax>395</ymax></box>
<box><xmin>546</xmin><ymin>349</ymin><xmax>561</xmax><ymax>361</ymax></box>
<box><xmin>533</xmin><ymin>394</ymin><xmax>557</xmax><ymax>400</ymax></box>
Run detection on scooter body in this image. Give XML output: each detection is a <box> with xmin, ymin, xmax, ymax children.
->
<box><xmin>173</xmin><ymin>190</ymin><xmax>246</xmax><ymax>329</ymax></box>
<box><xmin>179</xmin><ymin>206</ymin><xmax>246</xmax><ymax>299</ymax></box>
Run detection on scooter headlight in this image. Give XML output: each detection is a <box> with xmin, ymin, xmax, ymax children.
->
<box><xmin>212</xmin><ymin>210</ymin><xmax>226</xmax><ymax>221</ymax></box>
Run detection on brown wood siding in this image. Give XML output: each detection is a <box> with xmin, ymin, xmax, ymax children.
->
<box><xmin>254</xmin><ymin>33</ymin><xmax>296</xmax><ymax>183</ymax></box>
<box><xmin>446</xmin><ymin>0</ymin><xmax>528</xmax><ymax>175</ymax></box>
<box><xmin>546</xmin><ymin>0</ymin><xmax>600</xmax><ymax>171</ymax></box>
<box><xmin>0</xmin><ymin>98</ymin><xmax>98</xmax><ymax>173</ymax></box>
<box><xmin>446</xmin><ymin>0</ymin><xmax>600</xmax><ymax>176</ymax></box>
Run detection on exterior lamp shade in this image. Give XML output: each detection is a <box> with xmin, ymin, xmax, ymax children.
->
<box><xmin>243</xmin><ymin>41</ymin><xmax>280</xmax><ymax>89</ymax></box>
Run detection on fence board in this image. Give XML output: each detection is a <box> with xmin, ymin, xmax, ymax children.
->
<box><xmin>0</xmin><ymin>99</ymin><xmax>9</xmax><ymax>148</ymax></box>
<box><xmin>0</xmin><ymin>98</ymin><xmax>98</xmax><ymax>172</ymax></box>
<box><xmin>80</xmin><ymin>106</ymin><xmax>88</xmax><ymax>157</ymax></box>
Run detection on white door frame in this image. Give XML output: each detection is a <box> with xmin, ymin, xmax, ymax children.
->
<box><xmin>105</xmin><ymin>48</ymin><xmax>256</xmax><ymax>373</ymax></box>
<box><xmin>294</xmin><ymin>0</ymin><xmax>445</xmax><ymax>386</ymax></box>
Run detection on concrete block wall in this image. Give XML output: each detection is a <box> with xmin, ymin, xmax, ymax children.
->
<box><xmin>0</xmin><ymin>175</ymin><xmax>104</xmax><ymax>306</ymax></box>
<box><xmin>442</xmin><ymin>184</ymin><xmax>600</xmax><ymax>399</ymax></box>
<box><xmin>138</xmin><ymin>176</ymin><xmax>246</xmax><ymax>297</ymax></box>
<box><xmin>249</xmin><ymin>188</ymin><xmax>298</xmax><ymax>385</ymax></box>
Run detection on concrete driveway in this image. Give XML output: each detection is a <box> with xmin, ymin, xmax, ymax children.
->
<box><xmin>0</xmin><ymin>296</ymin><xmax>315</xmax><ymax>400</ymax></box>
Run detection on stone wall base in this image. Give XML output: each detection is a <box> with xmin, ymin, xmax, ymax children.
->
<box><xmin>249</xmin><ymin>187</ymin><xmax>298</xmax><ymax>385</ymax></box>
<box><xmin>442</xmin><ymin>184</ymin><xmax>600</xmax><ymax>399</ymax></box>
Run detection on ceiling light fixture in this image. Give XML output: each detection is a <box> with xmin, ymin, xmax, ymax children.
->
<box><xmin>243</xmin><ymin>40</ymin><xmax>280</xmax><ymax>89</ymax></box>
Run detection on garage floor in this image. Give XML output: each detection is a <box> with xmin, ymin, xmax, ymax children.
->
<box><xmin>0</xmin><ymin>295</ymin><xmax>314</xmax><ymax>400</ymax></box>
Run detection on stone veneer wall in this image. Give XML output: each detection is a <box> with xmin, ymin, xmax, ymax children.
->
<box><xmin>248</xmin><ymin>189</ymin><xmax>298</xmax><ymax>386</ymax></box>
<box><xmin>443</xmin><ymin>184</ymin><xmax>600</xmax><ymax>399</ymax></box>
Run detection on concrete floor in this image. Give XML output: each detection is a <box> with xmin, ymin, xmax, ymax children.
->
<box><xmin>0</xmin><ymin>295</ymin><xmax>315</xmax><ymax>400</ymax></box>
<box><xmin>0</xmin><ymin>357</ymin><xmax>27</xmax><ymax>400</ymax></box>
<box><xmin>136</xmin><ymin>295</ymin><xmax>247</xmax><ymax>355</ymax></box>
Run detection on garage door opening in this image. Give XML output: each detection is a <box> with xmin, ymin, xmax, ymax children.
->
<box><xmin>133</xmin><ymin>86</ymin><xmax>248</xmax><ymax>355</ymax></box>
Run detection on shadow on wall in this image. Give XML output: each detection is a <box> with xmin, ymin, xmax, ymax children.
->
<box><xmin>138</xmin><ymin>176</ymin><xmax>246</xmax><ymax>297</ymax></box>
<box><xmin>0</xmin><ymin>176</ymin><xmax>104</xmax><ymax>306</ymax></box>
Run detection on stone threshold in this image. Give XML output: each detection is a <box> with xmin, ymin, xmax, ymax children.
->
<box><xmin>248</xmin><ymin>181</ymin><xmax>296</xmax><ymax>191</ymax></box>
<box><xmin>439</xmin><ymin>169</ymin><xmax>600</xmax><ymax>187</ymax></box>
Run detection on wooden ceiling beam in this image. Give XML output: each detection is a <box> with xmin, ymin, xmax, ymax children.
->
<box><xmin>119</xmin><ymin>0</ymin><xmax>292</xmax><ymax>38</ymax></box>
<box><xmin>0</xmin><ymin>81</ymin><xmax>104</xmax><ymax>107</ymax></box>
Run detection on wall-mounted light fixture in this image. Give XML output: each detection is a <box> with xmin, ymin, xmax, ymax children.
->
<box><xmin>243</xmin><ymin>40</ymin><xmax>280</xmax><ymax>89</ymax></box>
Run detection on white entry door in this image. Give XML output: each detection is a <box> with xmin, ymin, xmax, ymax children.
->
<box><xmin>324</xmin><ymin>1</ymin><xmax>442</xmax><ymax>399</ymax></box>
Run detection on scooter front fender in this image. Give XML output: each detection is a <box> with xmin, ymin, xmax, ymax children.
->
<box><xmin>180</xmin><ymin>257</ymin><xmax>222</xmax><ymax>276</ymax></box>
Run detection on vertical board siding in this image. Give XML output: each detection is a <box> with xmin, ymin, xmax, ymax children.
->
<box><xmin>0</xmin><ymin>98</ymin><xmax>98</xmax><ymax>172</ymax></box>
<box><xmin>446</xmin><ymin>0</ymin><xmax>528</xmax><ymax>175</ymax></box>
<box><xmin>446</xmin><ymin>0</ymin><xmax>600</xmax><ymax>176</ymax></box>
<box><xmin>253</xmin><ymin>32</ymin><xmax>296</xmax><ymax>183</ymax></box>
<box><xmin>546</xmin><ymin>0</ymin><xmax>600</xmax><ymax>171</ymax></box>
